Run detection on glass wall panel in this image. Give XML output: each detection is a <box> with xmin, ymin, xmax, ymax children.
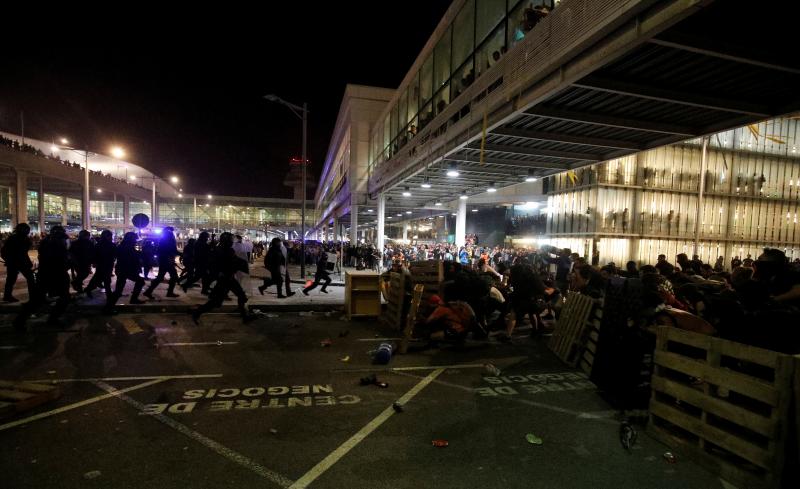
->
<box><xmin>420</xmin><ymin>55</ymin><xmax>433</xmax><ymax>106</ymax></box>
<box><xmin>476</xmin><ymin>0</ymin><xmax>506</xmax><ymax>45</ymax></box>
<box><xmin>419</xmin><ymin>102</ymin><xmax>433</xmax><ymax>130</ymax></box>
<box><xmin>452</xmin><ymin>57</ymin><xmax>475</xmax><ymax>101</ymax></box>
<box><xmin>476</xmin><ymin>24</ymin><xmax>506</xmax><ymax>79</ymax></box>
<box><xmin>434</xmin><ymin>82</ymin><xmax>451</xmax><ymax>116</ymax></box>
<box><xmin>390</xmin><ymin>105</ymin><xmax>398</xmax><ymax>146</ymax></box>
<box><xmin>433</xmin><ymin>26</ymin><xmax>452</xmax><ymax>94</ymax></box>
<box><xmin>451</xmin><ymin>0</ymin><xmax>475</xmax><ymax>73</ymax></box>
<box><xmin>407</xmin><ymin>73</ymin><xmax>419</xmax><ymax>126</ymax></box>
<box><xmin>398</xmin><ymin>90</ymin><xmax>408</xmax><ymax>138</ymax></box>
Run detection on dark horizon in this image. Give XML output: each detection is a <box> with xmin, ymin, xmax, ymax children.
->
<box><xmin>0</xmin><ymin>2</ymin><xmax>452</xmax><ymax>199</ymax></box>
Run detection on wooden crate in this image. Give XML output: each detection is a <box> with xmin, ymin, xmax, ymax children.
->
<box><xmin>409</xmin><ymin>260</ymin><xmax>444</xmax><ymax>300</ymax></box>
<box><xmin>345</xmin><ymin>271</ymin><xmax>381</xmax><ymax>320</ymax></box>
<box><xmin>578</xmin><ymin>305</ymin><xmax>603</xmax><ymax>375</ymax></box>
<box><xmin>548</xmin><ymin>292</ymin><xmax>596</xmax><ymax>366</ymax></box>
<box><xmin>380</xmin><ymin>272</ymin><xmax>406</xmax><ymax>330</ymax></box>
<box><xmin>0</xmin><ymin>380</ymin><xmax>61</xmax><ymax>419</ymax></box>
<box><xmin>648</xmin><ymin>326</ymin><xmax>795</xmax><ymax>489</ymax></box>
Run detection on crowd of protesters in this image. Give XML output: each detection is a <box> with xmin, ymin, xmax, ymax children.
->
<box><xmin>377</xmin><ymin>241</ymin><xmax>800</xmax><ymax>354</ymax></box>
<box><xmin>0</xmin><ymin>134</ymin><xmax>149</xmax><ymax>191</ymax></box>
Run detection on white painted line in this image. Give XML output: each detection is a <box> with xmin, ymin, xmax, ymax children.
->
<box><xmin>394</xmin><ymin>371</ymin><xmax>617</xmax><ymax>425</ymax></box>
<box><xmin>25</xmin><ymin>374</ymin><xmax>224</xmax><ymax>383</ymax></box>
<box><xmin>289</xmin><ymin>368</ymin><xmax>445</xmax><ymax>489</ymax></box>
<box><xmin>720</xmin><ymin>478</ymin><xmax>739</xmax><ymax>489</ymax></box>
<box><xmin>160</xmin><ymin>341</ymin><xmax>239</xmax><ymax>346</ymax></box>
<box><xmin>94</xmin><ymin>381</ymin><xmax>293</xmax><ymax>488</ymax></box>
<box><xmin>355</xmin><ymin>338</ymin><xmax>403</xmax><ymax>342</ymax></box>
<box><xmin>333</xmin><ymin>363</ymin><xmax>486</xmax><ymax>373</ymax></box>
<box><xmin>0</xmin><ymin>378</ymin><xmax>168</xmax><ymax>432</ymax></box>
<box><xmin>0</xmin><ymin>345</ymin><xmax>23</xmax><ymax>350</ymax></box>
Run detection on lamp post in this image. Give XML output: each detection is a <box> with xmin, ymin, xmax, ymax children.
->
<box><xmin>264</xmin><ymin>94</ymin><xmax>309</xmax><ymax>279</ymax></box>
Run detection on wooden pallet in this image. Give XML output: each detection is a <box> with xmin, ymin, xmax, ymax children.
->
<box><xmin>0</xmin><ymin>380</ymin><xmax>61</xmax><ymax>419</ymax></box>
<box><xmin>380</xmin><ymin>272</ymin><xmax>406</xmax><ymax>330</ymax></box>
<box><xmin>548</xmin><ymin>292</ymin><xmax>596</xmax><ymax>366</ymax></box>
<box><xmin>578</xmin><ymin>305</ymin><xmax>603</xmax><ymax>375</ymax></box>
<box><xmin>648</xmin><ymin>326</ymin><xmax>794</xmax><ymax>489</ymax></box>
<box><xmin>409</xmin><ymin>260</ymin><xmax>444</xmax><ymax>300</ymax></box>
<box><xmin>399</xmin><ymin>284</ymin><xmax>425</xmax><ymax>354</ymax></box>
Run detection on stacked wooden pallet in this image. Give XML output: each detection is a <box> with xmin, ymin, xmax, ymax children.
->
<box><xmin>380</xmin><ymin>272</ymin><xmax>406</xmax><ymax>330</ymax></box>
<box><xmin>548</xmin><ymin>292</ymin><xmax>597</xmax><ymax>367</ymax></box>
<box><xmin>578</xmin><ymin>305</ymin><xmax>603</xmax><ymax>375</ymax></box>
<box><xmin>409</xmin><ymin>261</ymin><xmax>444</xmax><ymax>300</ymax></box>
<box><xmin>648</xmin><ymin>326</ymin><xmax>794</xmax><ymax>489</ymax></box>
<box><xmin>0</xmin><ymin>380</ymin><xmax>61</xmax><ymax>419</ymax></box>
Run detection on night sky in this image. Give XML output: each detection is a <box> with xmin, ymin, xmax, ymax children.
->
<box><xmin>0</xmin><ymin>2</ymin><xmax>452</xmax><ymax>199</ymax></box>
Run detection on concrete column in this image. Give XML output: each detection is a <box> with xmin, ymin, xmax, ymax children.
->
<box><xmin>61</xmin><ymin>195</ymin><xmax>68</xmax><ymax>227</ymax></box>
<box><xmin>123</xmin><ymin>195</ymin><xmax>130</xmax><ymax>230</ymax></box>
<box><xmin>456</xmin><ymin>198</ymin><xmax>467</xmax><ymax>248</ymax></box>
<box><xmin>15</xmin><ymin>170</ymin><xmax>27</xmax><ymax>227</ymax></box>
<box><xmin>81</xmin><ymin>180</ymin><xmax>89</xmax><ymax>230</ymax></box>
<box><xmin>350</xmin><ymin>204</ymin><xmax>359</xmax><ymax>244</ymax></box>
<box><xmin>402</xmin><ymin>222</ymin><xmax>409</xmax><ymax>241</ymax></box>
<box><xmin>37</xmin><ymin>177</ymin><xmax>45</xmax><ymax>234</ymax></box>
<box><xmin>377</xmin><ymin>193</ymin><xmax>386</xmax><ymax>255</ymax></box>
<box><xmin>333</xmin><ymin>215</ymin><xmax>338</xmax><ymax>243</ymax></box>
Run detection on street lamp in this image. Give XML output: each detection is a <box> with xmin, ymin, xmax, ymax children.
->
<box><xmin>53</xmin><ymin>140</ymin><xmax>125</xmax><ymax>230</ymax></box>
<box><xmin>264</xmin><ymin>93</ymin><xmax>309</xmax><ymax>278</ymax></box>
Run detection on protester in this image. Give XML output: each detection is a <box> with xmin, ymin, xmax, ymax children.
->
<box><xmin>2</xmin><ymin>223</ymin><xmax>36</xmax><ymax>303</ymax></box>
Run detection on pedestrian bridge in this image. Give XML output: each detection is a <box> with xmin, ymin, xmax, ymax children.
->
<box><xmin>365</xmin><ymin>0</ymin><xmax>800</xmax><ymax>241</ymax></box>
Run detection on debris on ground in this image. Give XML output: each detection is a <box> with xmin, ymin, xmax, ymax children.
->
<box><xmin>392</xmin><ymin>402</ymin><xmax>403</xmax><ymax>413</ymax></box>
<box><xmin>269</xmin><ymin>428</ymin><xmax>278</xmax><ymax>435</ymax></box>
<box><xmin>432</xmin><ymin>439</ymin><xmax>449</xmax><ymax>448</ymax></box>
<box><xmin>320</xmin><ymin>338</ymin><xmax>332</xmax><ymax>347</ymax></box>
<box><xmin>619</xmin><ymin>421</ymin><xmax>637</xmax><ymax>452</ymax></box>
<box><xmin>663</xmin><ymin>452</ymin><xmax>677</xmax><ymax>464</ymax></box>
<box><xmin>216</xmin><ymin>340</ymin><xmax>223</xmax><ymax>346</ymax></box>
<box><xmin>359</xmin><ymin>374</ymin><xmax>377</xmax><ymax>386</ymax></box>
<box><xmin>484</xmin><ymin>363</ymin><xmax>501</xmax><ymax>376</ymax></box>
<box><xmin>374</xmin><ymin>343</ymin><xmax>393</xmax><ymax>365</ymax></box>
<box><xmin>299</xmin><ymin>312</ymin><xmax>314</xmax><ymax>317</ymax></box>
<box><xmin>376</xmin><ymin>381</ymin><xmax>389</xmax><ymax>388</ymax></box>
<box><xmin>265</xmin><ymin>313</ymin><xmax>279</xmax><ymax>318</ymax></box>
<box><xmin>47</xmin><ymin>371</ymin><xmax>56</xmax><ymax>375</ymax></box>
<box><xmin>83</xmin><ymin>470</ymin><xmax>102</xmax><ymax>480</ymax></box>
<box><xmin>525</xmin><ymin>433</ymin><xmax>543</xmax><ymax>445</ymax></box>
<box><xmin>339</xmin><ymin>355</ymin><xmax>350</xmax><ymax>362</ymax></box>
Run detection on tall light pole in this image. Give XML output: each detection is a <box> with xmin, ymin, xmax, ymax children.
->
<box><xmin>263</xmin><ymin>94</ymin><xmax>309</xmax><ymax>278</ymax></box>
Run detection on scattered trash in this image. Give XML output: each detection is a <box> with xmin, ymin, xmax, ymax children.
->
<box><xmin>216</xmin><ymin>340</ymin><xmax>223</xmax><ymax>346</ymax></box>
<box><xmin>83</xmin><ymin>470</ymin><xmax>102</xmax><ymax>480</ymax></box>
<box><xmin>265</xmin><ymin>313</ymin><xmax>279</xmax><ymax>318</ymax></box>
<box><xmin>484</xmin><ymin>363</ymin><xmax>501</xmax><ymax>376</ymax></box>
<box><xmin>339</xmin><ymin>355</ymin><xmax>350</xmax><ymax>362</ymax></box>
<box><xmin>30</xmin><ymin>459</ymin><xmax>37</xmax><ymax>464</ymax></box>
<box><xmin>644</xmin><ymin>455</ymin><xmax>657</xmax><ymax>462</ymax></box>
<box><xmin>269</xmin><ymin>428</ymin><xmax>278</xmax><ymax>435</ymax></box>
<box><xmin>324</xmin><ymin>312</ymin><xmax>333</xmax><ymax>317</ymax></box>
<box><xmin>619</xmin><ymin>421</ymin><xmax>637</xmax><ymax>452</ymax></box>
<box><xmin>339</xmin><ymin>316</ymin><xmax>348</xmax><ymax>321</ymax></box>
<box><xmin>320</xmin><ymin>339</ymin><xmax>332</xmax><ymax>347</ymax></box>
<box><xmin>252</xmin><ymin>308</ymin><xmax>262</xmax><ymax>314</ymax></box>
<box><xmin>360</xmin><ymin>374</ymin><xmax>377</xmax><ymax>386</ymax></box>
<box><xmin>299</xmin><ymin>312</ymin><xmax>314</xmax><ymax>317</ymax></box>
<box><xmin>663</xmin><ymin>451</ymin><xmax>677</xmax><ymax>464</ymax></box>
<box><xmin>47</xmin><ymin>370</ymin><xmax>56</xmax><ymax>375</ymax></box>
<box><xmin>161</xmin><ymin>308</ymin><xmax>166</xmax><ymax>313</ymax></box>
<box><xmin>374</xmin><ymin>342</ymin><xmax>393</xmax><ymax>365</ymax></box>
<box><xmin>60</xmin><ymin>420</ymin><xmax>68</xmax><ymax>424</ymax></box>
<box><xmin>338</xmin><ymin>330</ymin><xmax>350</xmax><ymax>338</ymax></box>
<box><xmin>392</xmin><ymin>402</ymin><xmax>403</xmax><ymax>413</ymax></box>
<box><xmin>432</xmin><ymin>439</ymin><xmax>449</xmax><ymax>448</ymax></box>
<box><xmin>183</xmin><ymin>446</ymin><xmax>188</xmax><ymax>451</ymax></box>
<box><xmin>376</xmin><ymin>382</ymin><xmax>389</xmax><ymax>388</ymax></box>
<box><xmin>525</xmin><ymin>433</ymin><xmax>543</xmax><ymax>445</ymax></box>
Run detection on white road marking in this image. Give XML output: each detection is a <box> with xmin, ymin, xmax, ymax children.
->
<box><xmin>25</xmin><ymin>374</ymin><xmax>224</xmax><ymax>383</ymax></box>
<box><xmin>394</xmin><ymin>371</ymin><xmax>618</xmax><ymax>425</ymax></box>
<box><xmin>0</xmin><ymin>378</ymin><xmax>168</xmax><ymax>432</ymax></box>
<box><xmin>332</xmin><ymin>363</ymin><xmax>486</xmax><ymax>374</ymax></box>
<box><xmin>355</xmin><ymin>338</ymin><xmax>403</xmax><ymax>342</ymax></box>
<box><xmin>0</xmin><ymin>345</ymin><xmax>23</xmax><ymax>350</ymax></box>
<box><xmin>720</xmin><ymin>479</ymin><xmax>738</xmax><ymax>489</ymax></box>
<box><xmin>289</xmin><ymin>368</ymin><xmax>445</xmax><ymax>489</ymax></box>
<box><xmin>160</xmin><ymin>341</ymin><xmax>239</xmax><ymax>346</ymax></box>
<box><xmin>94</xmin><ymin>381</ymin><xmax>294</xmax><ymax>488</ymax></box>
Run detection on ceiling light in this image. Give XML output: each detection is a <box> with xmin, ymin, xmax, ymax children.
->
<box><xmin>367</xmin><ymin>209</ymin><xmax>373</xmax><ymax>212</ymax></box>
<box><xmin>451</xmin><ymin>213</ymin><xmax>457</xmax><ymax>216</ymax></box>
<box><xmin>459</xmin><ymin>191</ymin><xmax>468</xmax><ymax>200</ymax></box>
<box><xmin>487</xmin><ymin>182</ymin><xmax>497</xmax><ymax>193</ymax></box>
<box><xmin>421</xmin><ymin>177</ymin><xmax>432</xmax><ymax>188</ymax></box>
<box><xmin>435</xmin><ymin>201</ymin><xmax>442</xmax><ymax>206</ymax></box>
<box><xmin>472</xmin><ymin>209</ymin><xmax>478</xmax><ymax>212</ymax></box>
<box><xmin>525</xmin><ymin>169</ymin><xmax>537</xmax><ymax>182</ymax></box>
<box><xmin>397</xmin><ymin>213</ymin><xmax>403</xmax><ymax>216</ymax></box>
<box><xmin>446</xmin><ymin>164</ymin><xmax>459</xmax><ymax>177</ymax></box>
<box><xmin>402</xmin><ymin>186</ymin><xmax>411</xmax><ymax>197</ymax></box>
<box><xmin>50</xmin><ymin>145</ymin><xmax>59</xmax><ymax>152</ymax></box>
<box><xmin>405</xmin><ymin>211</ymin><xmax>412</xmax><ymax>214</ymax></box>
<box><xmin>60</xmin><ymin>138</ymin><xmax>69</xmax><ymax>145</ymax></box>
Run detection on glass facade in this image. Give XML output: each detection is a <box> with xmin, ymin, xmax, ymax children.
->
<box><xmin>368</xmin><ymin>0</ymin><xmax>555</xmax><ymax>173</ymax></box>
<box><xmin>542</xmin><ymin>118</ymin><xmax>800</xmax><ymax>266</ymax></box>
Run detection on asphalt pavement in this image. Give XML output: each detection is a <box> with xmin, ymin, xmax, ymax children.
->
<box><xmin>0</xmin><ymin>312</ymin><xmax>727</xmax><ymax>488</ymax></box>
